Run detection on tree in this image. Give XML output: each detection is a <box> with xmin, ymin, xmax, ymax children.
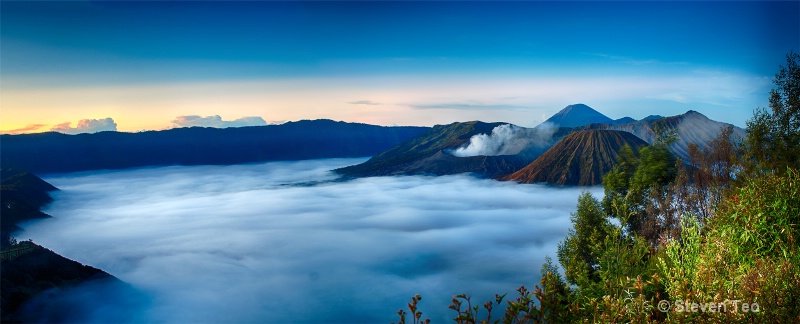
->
<box><xmin>674</xmin><ymin>125</ymin><xmax>740</xmax><ymax>222</ymax></box>
<box><xmin>601</xmin><ymin>131</ymin><xmax>677</xmax><ymax>245</ymax></box>
<box><xmin>746</xmin><ymin>51</ymin><xmax>800</xmax><ymax>173</ymax></box>
<box><xmin>557</xmin><ymin>192</ymin><xmax>612</xmax><ymax>285</ymax></box>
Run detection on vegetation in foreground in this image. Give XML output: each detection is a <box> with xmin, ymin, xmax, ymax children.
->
<box><xmin>393</xmin><ymin>52</ymin><xmax>800</xmax><ymax>323</ymax></box>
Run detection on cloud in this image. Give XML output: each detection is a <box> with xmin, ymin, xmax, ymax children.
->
<box><xmin>0</xmin><ymin>124</ymin><xmax>47</xmax><ymax>134</ymax></box>
<box><xmin>585</xmin><ymin>52</ymin><xmax>686</xmax><ymax>66</ymax></box>
<box><xmin>171</xmin><ymin>115</ymin><xmax>267</xmax><ymax>128</ymax></box>
<box><xmin>450</xmin><ymin>123</ymin><xmax>558</xmax><ymax>157</ymax></box>
<box><xmin>51</xmin><ymin>118</ymin><xmax>117</xmax><ymax>134</ymax></box>
<box><xmin>19</xmin><ymin>159</ymin><xmax>602</xmax><ymax>323</ymax></box>
<box><xmin>348</xmin><ymin>100</ymin><xmax>381</xmax><ymax>105</ymax></box>
<box><xmin>410</xmin><ymin>103</ymin><xmax>527</xmax><ymax>110</ymax></box>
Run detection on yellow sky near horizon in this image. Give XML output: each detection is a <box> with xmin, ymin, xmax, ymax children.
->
<box><xmin>0</xmin><ymin>77</ymin><xmax>549</xmax><ymax>133</ymax></box>
<box><xmin>0</xmin><ymin>73</ymin><xmax>767</xmax><ymax>134</ymax></box>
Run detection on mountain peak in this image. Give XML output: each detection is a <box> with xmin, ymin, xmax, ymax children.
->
<box><xmin>613</xmin><ymin>117</ymin><xmax>636</xmax><ymax>124</ymax></box>
<box><xmin>560</xmin><ymin>103</ymin><xmax>598</xmax><ymax>115</ymax></box>
<box><xmin>543</xmin><ymin>104</ymin><xmax>613</xmax><ymax>128</ymax></box>
<box><xmin>683</xmin><ymin>110</ymin><xmax>707</xmax><ymax>119</ymax></box>
<box><xmin>641</xmin><ymin>115</ymin><xmax>664</xmax><ymax>121</ymax></box>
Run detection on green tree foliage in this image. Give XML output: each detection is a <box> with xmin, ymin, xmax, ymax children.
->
<box><xmin>659</xmin><ymin>170</ymin><xmax>800</xmax><ymax>323</ymax></box>
<box><xmin>715</xmin><ymin>168</ymin><xmax>799</xmax><ymax>264</ymax></box>
<box><xmin>533</xmin><ymin>257</ymin><xmax>571</xmax><ymax>323</ymax></box>
<box><xmin>557</xmin><ymin>192</ymin><xmax>611</xmax><ymax>285</ymax></box>
<box><xmin>558</xmin><ymin>191</ymin><xmax>661</xmax><ymax>322</ymax></box>
<box><xmin>602</xmin><ymin>135</ymin><xmax>677</xmax><ymax>245</ymax></box>
<box><xmin>746</xmin><ymin>51</ymin><xmax>800</xmax><ymax>173</ymax></box>
<box><xmin>601</xmin><ymin>145</ymin><xmax>638</xmax><ymax>215</ymax></box>
<box><xmin>631</xmin><ymin>144</ymin><xmax>677</xmax><ymax>191</ymax></box>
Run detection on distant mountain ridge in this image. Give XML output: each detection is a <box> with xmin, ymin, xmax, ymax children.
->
<box><xmin>3</xmin><ymin>106</ymin><xmax>746</xmax><ymax>185</ymax></box>
<box><xmin>1</xmin><ymin>119</ymin><xmax>429</xmax><ymax>174</ymax></box>
<box><xmin>499</xmin><ymin>130</ymin><xmax>648</xmax><ymax>186</ymax></box>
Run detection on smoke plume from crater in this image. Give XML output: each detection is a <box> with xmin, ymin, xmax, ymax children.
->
<box><xmin>450</xmin><ymin>123</ymin><xmax>557</xmax><ymax>157</ymax></box>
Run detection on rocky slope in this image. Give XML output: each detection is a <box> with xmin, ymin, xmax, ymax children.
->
<box><xmin>499</xmin><ymin>130</ymin><xmax>648</xmax><ymax>185</ymax></box>
<box><xmin>580</xmin><ymin>110</ymin><xmax>745</xmax><ymax>161</ymax></box>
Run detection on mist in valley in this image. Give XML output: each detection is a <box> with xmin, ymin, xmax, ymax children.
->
<box><xmin>18</xmin><ymin>158</ymin><xmax>601</xmax><ymax>323</ymax></box>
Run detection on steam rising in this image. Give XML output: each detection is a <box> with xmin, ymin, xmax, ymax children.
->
<box><xmin>450</xmin><ymin>123</ymin><xmax>557</xmax><ymax>157</ymax></box>
<box><xmin>18</xmin><ymin>159</ymin><xmax>600</xmax><ymax>323</ymax></box>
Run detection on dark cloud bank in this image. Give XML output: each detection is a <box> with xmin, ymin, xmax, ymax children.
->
<box><xmin>19</xmin><ymin>159</ymin><xmax>601</xmax><ymax>323</ymax></box>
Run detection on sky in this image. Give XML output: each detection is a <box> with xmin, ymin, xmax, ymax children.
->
<box><xmin>18</xmin><ymin>159</ymin><xmax>604</xmax><ymax>322</ymax></box>
<box><xmin>1</xmin><ymin>1</ymin><xmax>798</xmax><ymax>133</ymax></box>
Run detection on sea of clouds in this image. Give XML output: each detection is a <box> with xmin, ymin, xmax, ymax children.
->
<box><xmin>18</xmin><ymin>158</ymin><xmax>601</xmax><ymax>323</ymax></box>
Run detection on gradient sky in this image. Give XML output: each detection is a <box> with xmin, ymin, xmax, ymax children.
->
<box><xmin>1</xmin><ymin>1</ymin><xmax>798</xmax><ymax>133</ymax></box>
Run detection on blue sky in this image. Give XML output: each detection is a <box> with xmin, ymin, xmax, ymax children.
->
<box><xmin>1</xmin><ymin>1</ymin><xmax>798</xmax><ymax>132</ymax></box>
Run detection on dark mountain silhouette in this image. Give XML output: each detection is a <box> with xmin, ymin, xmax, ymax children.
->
<box><xmin>579</xmin><ymin>110</ymin><xmax>745</xmax><ymax>161</ymax></box>
<box><xmin>0</xmin><ymin>169</ymin><xmax>57</xmax><ymax>247</ymax></box>
<box><xmin>0</xmin><ymin>120</ymin><xmax>429</xmax><ymax>174</ymax></box>
<box><xmin>641</xmin><ymin>115</ymin><xmax>664</xmax><ymax>121</ymax></box>
<box><xmin>500</xmin><ymin>130</ymin><xmax>648</xmax><ymax>186</ymax></box>
<box><xmin>0</xmin><ymin>171</ymin><xmax>139</xmax><ymax>322</ymax></box>
<box><xmin>1</xmin><ymin>242</ymin><xmax>142</xmax><ymax>323</ymax></box>
<box><xmin>334</xmin><ymin>121</ymin><xmax>571</xmax><ymax>177</ymax></box>
<box><xmin>613</xmin><ymin>116</ymin><xmax>636</xmax><ymax>124</ymax></box>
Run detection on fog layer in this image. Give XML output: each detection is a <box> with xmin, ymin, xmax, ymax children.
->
<box><xmin>20</xmin><ymin>159</ymin><xmax>600</xmax><ymax>323</ymax></box>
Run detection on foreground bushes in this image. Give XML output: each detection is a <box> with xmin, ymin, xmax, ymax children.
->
<box><xmin>394</xmin><ymin>169</ymin><xmax>800</xmax><ymax>323</ymax></box>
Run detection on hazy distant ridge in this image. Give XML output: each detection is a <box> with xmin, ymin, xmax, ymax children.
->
<box><xmin>0</xmin><ymin>120</ymin><xmax>429</xmax><ymax>174</ymax></box>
